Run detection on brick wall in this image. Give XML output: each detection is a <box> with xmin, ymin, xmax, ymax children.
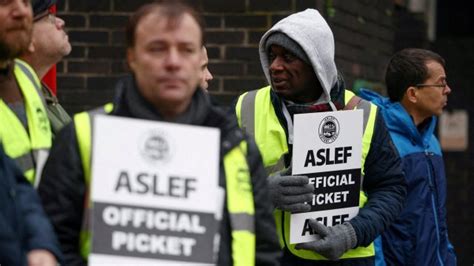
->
<box><xmin>56</xmin><ymin>0</ymin><xmax>395</xmax><ymax>113</ymax></box>
<box><xmin>329</xmin><ymin>0</ymin><xmax>394</xmax><ymax>92</ymax></box>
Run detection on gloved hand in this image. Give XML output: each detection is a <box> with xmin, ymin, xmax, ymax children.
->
<box><xmin>295</xmin><ymin>220</ymin><xmax>357</xmax><ymax>260</ymax></box>
<box><xmin>267</xmin><ymin>168</ymin><xmax>313</xmax><ymax>213</ymax></box>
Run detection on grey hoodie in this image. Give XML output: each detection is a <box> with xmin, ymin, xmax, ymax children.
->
<box><xmin>259</xmin><ymin>8</ymin><xmax>338</xmax><ymax>106</ymax></box>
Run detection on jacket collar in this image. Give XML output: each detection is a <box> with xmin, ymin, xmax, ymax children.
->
<box><xmin>112</xmin><ymin>75</ymin><xmax>211</xmax><ymax>126</ymax></box>
<box><xmin>358</xmin><ymin>88</ymin><xmax>436</xmax><ymax>147</ymax></box>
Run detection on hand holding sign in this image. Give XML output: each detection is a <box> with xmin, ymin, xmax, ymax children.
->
<box><xmin>295</xmin><ymin>220</ymin><xmax>357</xmax><ymax>260</ymax></box>
<box><xmin>268</xmin><ymin>167</ymin><xmax>314</xmax><ymax>213</ymax></box>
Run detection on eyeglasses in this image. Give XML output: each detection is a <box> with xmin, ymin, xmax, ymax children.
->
<box><xmin>415</xmin><ymin>82</ymin><xmax>449</xmax><ymax>89</ymax></box>
<box><xmin>33</xmin><ymin>11</ymin><xmax>56</xmax><ymax>24</ymax></box>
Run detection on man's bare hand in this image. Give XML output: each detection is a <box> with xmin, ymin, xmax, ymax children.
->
<box><xmin>27</xmin><ymin>249</ymin><xmax>57</xmax><ymax>266</ymax></box>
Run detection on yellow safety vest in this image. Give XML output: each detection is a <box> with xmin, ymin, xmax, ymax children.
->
<box><xmin>0</xmin><ymin>59</ymin><xmax>51</xmax><ymax>184</ymax></box>
<box><xmin>73</xmin><ymin>104</ymin><xmax>256</xmax><ymax>266</ymax></box>
<box><xmin>236</xmin><ymin>86</ymin><xmax>377</xmax><ymax>260</ymax></box>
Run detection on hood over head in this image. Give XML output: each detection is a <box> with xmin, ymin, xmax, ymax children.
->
<box><xmin>259</xmin><ymin>8</ymin><xmax>337</xmax><ymax>104</ymax></box>
<box><xmin>264</xmin><ymin>32</ymin><xmax>311</xmax><ymax>65</ymax></box>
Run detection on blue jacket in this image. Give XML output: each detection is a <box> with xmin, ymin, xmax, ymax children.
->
<box><xmin>0</xmin><ymin>147</ymin><xmax>62</xmax><ymax>266</ymax></box>
<box><xmin>358</xmin><ymin>89</ymin><xmax>456</xmax><ymax>266</ymax></box>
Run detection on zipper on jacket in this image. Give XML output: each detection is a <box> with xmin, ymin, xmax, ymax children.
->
<box><xmin>425</xmin><ymin>151</ymin><xmax>444</xmax><ymax>266</ymax></box>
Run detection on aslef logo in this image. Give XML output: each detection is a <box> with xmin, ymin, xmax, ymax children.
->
<box><xmin>318</xmin><ymin>115</ymin><xmax>340</xmax><ymax>144</ymax></box>
<box><xmin>139</xmin><ymin>130</ymin><xmax>173</xmax><ymax>164</ymax></box>
<box><xmin>36</xmin><ymin>107</ymin><xmax>49</xmax><ymax>133</ymax></box>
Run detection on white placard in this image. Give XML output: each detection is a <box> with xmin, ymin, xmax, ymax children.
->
<box><xmin>290</xmin><ymin>110</ymin><xmax>363</xmax><ymax>244</ymax></box>
<box><xmin>439</xmin><ymin>110</ymin><xmax>469</xmax><ymax>151</ymax></box>
<box><xmin>89</xmin><ymin>115</ymin><xmax>222</xmax><ymax>265</ymax></box>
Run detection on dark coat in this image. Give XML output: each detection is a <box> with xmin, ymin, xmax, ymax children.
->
<box><xmin>38</xmin><ymin>75</ymin><xmax>281</xmax><ymax>265</ymax></box>
<box><xmin>0</xmin><ymin>147</ymin><xmax>62</xmax><ymax>266</ymax></box>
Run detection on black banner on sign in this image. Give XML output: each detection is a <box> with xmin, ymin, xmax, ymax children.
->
<box><xmin>307</xmin><ymin>168</ymin><xmax>361</xmax><ymax>212</ymax></box>
<box><xmin>91</xmin><ymin>202</ymin><xmax>217</xmax><ymax>263</ymax></box>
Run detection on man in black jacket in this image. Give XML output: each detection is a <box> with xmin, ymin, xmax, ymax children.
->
<box><xmin>38</xmin><ymin>1</ymin><xmax>280</xmax><ymax>265</ymax></box>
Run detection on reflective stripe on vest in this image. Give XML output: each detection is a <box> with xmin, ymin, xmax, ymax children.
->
<box><xmin>223</xmin><ymin>140</ymin><xmax>256</xmax><ymax>266</ymax></box>
<box><xmin>75</xmin><ymin>104</ymin><xmax>256</xmax><ymax>264</ymax></box>
<box><xmin>0</xmin><ymin>59</ymin><xmax>51</xmax><ymax>184</ymax></box>
<box><xmin>74</xmin><ymin>104</ymin><xmax>112</xmax><ymax>259</ymax></box>
<box><xmin>236</xmin><ymin>86</ymin><xmax>377</xmax><ymax>260</ymax></box>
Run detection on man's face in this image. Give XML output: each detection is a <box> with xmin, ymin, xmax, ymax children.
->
<box><xmin>0</xmin><ymin>0</ymin><xmax>33</xmax><ymax>61</ymax></box>
<box><xmin>413</xmin><ymin>61</ymin><xmax>451</xmax><ymax>117</ymax></box>
<box><xmin>32</xmin><ymin>10</ymin><xmax>71</xmax><ymax>62</ymax></box>
<box><xmin>199</xmin><ymin>46</ymin><xmax>213</xmax><ymax>91</ymax></box>
<box><xmin>127</xmin><ymin>11</ymin><xmax>203</xmax><ymax>109</ymax></box>
<box><xmin>268</xmin><ymin>45</ymin><xmax>321</xmax><ymax>103</ymax></box>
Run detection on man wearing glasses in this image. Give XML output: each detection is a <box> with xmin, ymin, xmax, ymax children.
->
<box><xmin>21</xmin><ymin>0</ymin><xmax>71</xmax><ymax>137</ymax></box>
<box><xmin>359</xmin><ymin>48</ymin><xmax>456</xmax><ymax>265</ymax></box>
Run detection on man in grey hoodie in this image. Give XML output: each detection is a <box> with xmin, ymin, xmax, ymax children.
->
<box><xmin>234</xmin><ymin>9</ymin><xmax>406</xmax><ymax>265</ymax></box>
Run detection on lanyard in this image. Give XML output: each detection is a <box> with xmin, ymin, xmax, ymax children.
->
<box><xmin>281</xmin><ymin>101</ymin><xmax>294</xmax><ymax>145</ymax></box>
<box><xmin>281</xmin><ymin>99</ymin><xmax>337</xmax><ymax>145</ymax></box>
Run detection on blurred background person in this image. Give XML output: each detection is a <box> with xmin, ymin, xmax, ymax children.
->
<box><xmin>0</xmin><ymin>0</ymin><xmax>52</xmax><ymax>186</ymax></box>
<box><xmin>0</xmin><ymin>1</ymin><xmax>62</xmax><ymax>265</ymax></box>
<box><xmin>200</xmin><ymin>46</ymin><xmax>213</xmax><ymax>91</ymax></box>
<box><xmin>20</xmin><ymin>0</ymin><xmax>71</xmax><ymax>137</ymax></box>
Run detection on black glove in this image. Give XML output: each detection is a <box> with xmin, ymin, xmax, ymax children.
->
<box><xmin>267</xmin><ymin>168</ymin><xmax>313</xmax><ymax>212</ymax></box>
<box><xmin>295</xmin><ymin>220</ymin><xmax>357</xmax><ymax>260</ymax></box>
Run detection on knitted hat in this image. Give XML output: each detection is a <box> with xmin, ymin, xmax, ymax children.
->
<box><xmin>264</xmin><ymin>32</ymin><xmax>310</xmax><ymax>65</ymax></box>
<box><xmin>32</xmin><ymin>0</ymin><xmax>56</xmax><ymax>17</ymax></box>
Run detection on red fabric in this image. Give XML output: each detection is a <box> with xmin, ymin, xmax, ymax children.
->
<box><xmin>41</xmin><ymin>5</ymin><xmax>57</xmax><ymax>95</ymax></box>
<box><xmin>43</xmin><ymin>65</ymin><xmax>56</xmax><ymax>94</ymax></box>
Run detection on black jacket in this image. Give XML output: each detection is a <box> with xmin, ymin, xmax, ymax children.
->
<box><xmin>38</xmin><ymin>75</ymin><xmax>281</xmax><ymax>265</ymax></box>
<box><xmin>0</xmin><ymin>147</ymin><xmax>62</xmax><ymax>266</ymax></box>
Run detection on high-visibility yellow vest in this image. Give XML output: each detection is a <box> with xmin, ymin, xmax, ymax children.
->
<box><xmin>0</xmin><ymin>59</ymin><xmax>51</xmax><ymax>184</ymax></box>
<box><xmin>235</xmin><ymin>86</ymin><xmax>377</xmax><ymax>260</ymax></box>
<box><xmin>73</xmin><ymin>104</ymin><xmax>256</xmax><ymax>265</ymax></box>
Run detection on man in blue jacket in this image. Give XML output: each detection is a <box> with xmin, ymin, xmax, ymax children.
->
<box><xmin>359</xmin><ymin>48</ymin><xmax>456</xmax><ymax>265</ymax></box>
<box><xmin>0</xmin><ymin>146</ymin><xmax>62</xmax><ymax>265</ymax></box>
